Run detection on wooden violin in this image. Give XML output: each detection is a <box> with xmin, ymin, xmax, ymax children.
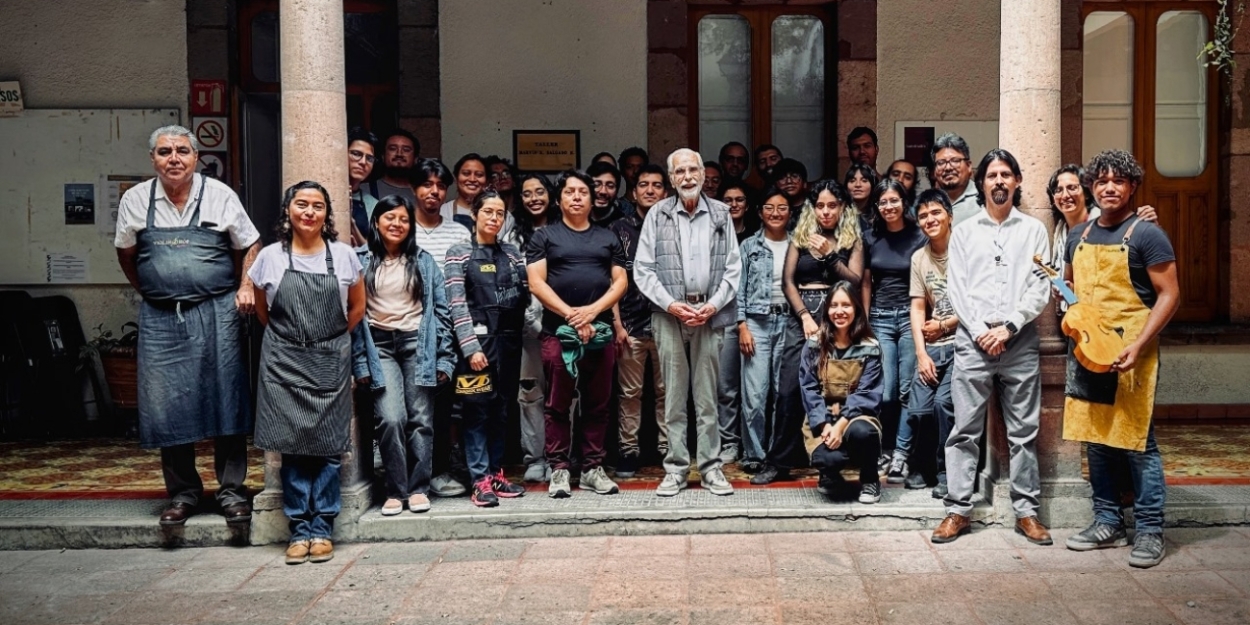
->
<box><xmin>1033</xmin><ymin>255</ymin><xmax>1124</xmax><ymax>373</ymax></box>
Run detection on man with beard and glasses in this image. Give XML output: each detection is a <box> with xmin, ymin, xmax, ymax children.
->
<box><xmin>367</xmin><ymin>129</ymin><xmax>420</xmax><ymax>208</ymax></box>
<box><xmin>348</xmin><ymin>127</ymin><xmax>379</xmax><ymax>246</ymax></box>
<box><xmin>887</xmin><ymin>159</ymin><xmax>919</xmax><ymax>209</ymax></box>
<box><xmin>587</xmin><ymin>160</ymin><xmax>626</xmax><ymax>227</ymax></box>
<box><xmin>933</xmin><ymin>149</ymin><xmax>1052</xmax><ymax>546</ymax></box>
<box><xmin>930</xmin><ymin>133</ymin><xmax>980</xmax><ymax>226</ymax></box>
<box><xmin>635</xmin><ymin>148</ymin><xmax>741</xmax><ymax>498</ymax></box>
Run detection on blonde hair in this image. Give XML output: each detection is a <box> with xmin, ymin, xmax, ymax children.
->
<box><xmin>791</xmin><ymin>199</ymin><xmax>861</xmax><ymax>253</ymax></box>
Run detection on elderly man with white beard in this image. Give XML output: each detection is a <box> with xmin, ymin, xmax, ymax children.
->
<box><xmin>634</xmin><ymin>148</ymin><xmax>742</xmax><ymax>497</ymax></box>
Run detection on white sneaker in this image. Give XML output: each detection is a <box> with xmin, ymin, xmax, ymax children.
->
<box><xmin>524</xmin><ymin>462</ymin><xmax>549</xmax><ymax>483</ymax></box>
<box><xmin>430</xmin><ymin>472</ymin><xmax>467</xmax><ymax>497</ymax></box>
<box><xmin>656</xmin><ymin>472</ymin><xmax>688</xmax><ymax>497</ymax></box>
<box><xmin>700</xmin><ymin>467</ymin><xmax>734</xmax><ymax>496</ymax></box>
<box><xmin>578</xmin><ymin>466</ymin><xmax>620</xmax><ymax>495</ymax></box>
<box><xmin>548</xmin><ymin>468</ymin><xmax>572</xmax><ymax>498</ymax></box>
<box><xmin>717</xmin><ymin>444</ymin><xmax>739</xmax><ymax>465</ymax></box>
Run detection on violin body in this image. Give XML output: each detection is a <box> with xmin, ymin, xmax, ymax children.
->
<box><xmin>1060</xmin><ymin>302</ymin><xmax>1124</xmax><ymax>373</ymax></box>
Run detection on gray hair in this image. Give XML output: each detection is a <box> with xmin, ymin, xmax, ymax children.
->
<box><xmin>666</xmin><ymin>148</ymin><xmax>704</xmax><ymax>172</ymax></box>
<box><xmin>929</xmin><ymin>132</ymin><xmax>970</xmax><ymax>163</ymax></box>
<box><xmin>149</xmin><ymin>125</ymin><xmax>200</xmax><ymax>152</ymax></box>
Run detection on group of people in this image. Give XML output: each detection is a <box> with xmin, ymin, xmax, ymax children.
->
<box><xmin>115</xmin><ymin>123</ymin><xmax>1178</xmax><ymax>568</ymax></box>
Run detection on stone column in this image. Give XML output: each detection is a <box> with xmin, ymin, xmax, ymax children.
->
<box><xmin>253</xmin><ymin>0</ymin><xmax>371</xmax><ymax>544</ymax></box>
<box><xmin>985</xmin><ymin>0</ymin><xmax>1091</xmax><ymax>528</ymax></box>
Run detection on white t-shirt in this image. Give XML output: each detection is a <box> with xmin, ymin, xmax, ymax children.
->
<box><xmin>764</xmin><ymin>236</ymin><xmax>789</xmax><ymax>304</ymax></box>
<box><xmin>248</xmin><ymin>241</ymin><xmax>363</xmax><ymax>315</ymax></box>
<box><xmin>114</xmin><ymin>176</ymin><xmax>260</xmax><ymax>250</ymax></box>
<box><xmin>366</xmin><ymin>257</ymin><xmax>424</xmax><ymax>332</ymax></box>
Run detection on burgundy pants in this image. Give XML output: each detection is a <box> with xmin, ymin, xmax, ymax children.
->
<box><xmin>541</xmin><ymin>333</ymin><xmax>616</xmax><ymax>471</ymax></box>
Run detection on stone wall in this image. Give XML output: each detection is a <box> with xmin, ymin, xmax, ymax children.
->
<box><xmin>837</xmin><ymin>0</ymin><xmax>876</xmax><ymax>176</ymax></box>
<box><xmin>398</xmin><ymin>0</ymin><xmax>441</xmax><ymax>158</ymax></box>
<box><xmin>647</xmin><ymin>0</ymin><xmax>689</xmax><ymax>160</ymax></box>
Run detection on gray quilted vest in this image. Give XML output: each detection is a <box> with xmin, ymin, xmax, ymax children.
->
<box><xmin>650</xmin><ymin>195</ymin><xmax>737</xmax><ymax>329</ymax></box>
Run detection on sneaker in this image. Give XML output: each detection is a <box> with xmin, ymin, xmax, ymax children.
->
<box><xmin>656</xmin><ymin>472</ymin><xmax>688</xmax><ymax>497</ymax></box>
<box><xmin>309</xmin><ymin>538</ymin><xmax>334</xmax><ymax>563</ymax></box>
<box><xmin>858</xmin><ymin>481</ymin><xmax>882</xmax><ymax>504</ymax></box>
<box><xmin>407</xmin><ymin>493</ymin><xmax>431</xmax><ymax>513</ymax></box>
<box><xmin>717</xmin><ymin>444</ymin><xmax>740</xmax><ymax>465</ymax></box>
<box><xmin>749</xmin><ymin>464</ymin><xmax>790</xmax><ymax>485</ymax></box>
<box><xmin>491</xmin><ymin>469</ymin><xmax>525</xmax><ymax>498</ymax></box>
<box><xmin>931</xmin><ymin>482</ymin><xmax>948</xmax><ymax>500</ymax></box>
<box><xmin>904</xmin><ymin>472</ymin><xmax>928</xmax><ymax>490</ymax></box>
<box><xmin>1065</xmin><ymin>522</ymin><xmax>1128</xmax><ymax>552</ymax></box>
<box><xmin>431</xmin><ymin>472</ymin><xmax>467</xmax><ymax>498</ymax></box>
<box><xmin>739</xmin><ymin>460</ymin><xmax>763</xmax><ymax>474</ymax></box>
<box><xmin>524</xmin><ymin>462</ymin><xmax>549</xmax><ymax>483</ymax></box>
<box><xmin>700</xmin><ymin>467</ymin><xmax>734</xmax><ymax>496</ymax></box>
<box><xmin>878</xmin><ymin>453</ymin><xmax>892</xmax><ymax>474</ymax></box>
<box><xmin>471</xmin><ymin>476</ymin><xmax>499</xmax><ymax>508</ymax></box>
<box><xmin>380</xmin><ymin>498</ymin><xmax>403</xmax><ymax>516</ymax></box>
<box><xmin>886</xmin><ymin>454</ymin><xmax>908</xmax><ymax>484</ymax></box>
<box><xmin>615</xmin><ymin>454</ymin><xmax>639</xmax><ymax>478</ymax></box>
<box><xmin>578</xmin><ymin>466</ymin><xmax>620</xmax><ymax>495</ymax></box>
<box><xmin>548</xmin><ymin>468</ymin><xmax>572</xmax><ymax>498</ymax></box>
<box><xmin>816</xmin><ymin>472</ymin><xmax>836</xmax><ymax>496</ymax></box>
<box><xmin>1128</xmin><ymin>532</ymin><xmax>1166</xmax><ymax>568</ymax></box>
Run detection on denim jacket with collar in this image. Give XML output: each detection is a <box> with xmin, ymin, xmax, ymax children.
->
<box><xmin>350</xmin><ymin>247</ymin><xmax>458</xmax><ymax>390</ymax></box>
<box><xmin>736</xmin><ymin>229</ymin><xmax>790</xmax><ymax>322</ymax></box>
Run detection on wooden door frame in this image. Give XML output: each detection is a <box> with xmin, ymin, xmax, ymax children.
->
<box><xmin>686</xmin><ymin>5</ymin><xmax>838</xmax><ymax>178</ymax></box>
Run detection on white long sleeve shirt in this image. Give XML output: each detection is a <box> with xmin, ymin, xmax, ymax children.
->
<box><xmin>634</xmin><ymin>196</ymin><xmax>742</xmax><ymax>313</ymax></box>
<box><xmin>947</xmin><ymin>206</ymin><xmax>1050</xmax><ymax>336</ymax></box>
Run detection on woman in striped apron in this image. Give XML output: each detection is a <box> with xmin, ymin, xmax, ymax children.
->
<box><xmin>249</xmin><ymin>181</ymin><xmax>366</xmax><ymax>565</ymax></box>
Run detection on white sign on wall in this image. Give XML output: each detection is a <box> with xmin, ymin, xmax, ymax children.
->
<box><xmin>0</xmin><ymin>81</ymin><xmax>23</xmax><ymax>117</ymax></box>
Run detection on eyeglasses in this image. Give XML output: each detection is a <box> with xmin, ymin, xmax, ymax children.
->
<box><xmin>722</xmin><ymin>155</ymin><xmax>747</xmax><ymax>163</ymax></box>
<box><xmin>761</xmin><ymin>204</ymin><xmax>789</xmax><ymax>213</ymax></box>
<box><xmin>878</xmin><ymin>198</ymin><xmax>904</xmax><ymax>208</ymax></box>
<box><xmin>489</xmin><ymin>172</ymin><xmax>512</xmax><ymax>181</ymax></box>
<box><xmin>349</xmin><ymin>149</ymin><xmax>376</xmax><ymax>164</ymax></box>
<box><xmin>780</xmin><ymin>173</ymin><xmax>803</xmax><ymax>183</ymax></box>
<box><xmin>934</xmin><ymin>157</ymin><xmax>968</xmax><ymax>169</ymax></box>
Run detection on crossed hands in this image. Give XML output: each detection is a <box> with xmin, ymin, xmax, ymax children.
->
<box><xmin>667</xmin><ymin>301</ymin><xmax>716</xmax><ymax>327</ymax></box>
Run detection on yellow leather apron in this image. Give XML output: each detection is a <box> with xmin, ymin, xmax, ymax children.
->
<box><xmin>1062</xmin><ymin>217</ymin><xmax>1158</xmax><ymax>452</ymax></box>
<box><xmin>802</xmin><ymin>358</ymin><xmax>883</xmax><ymax>455</ymax></box>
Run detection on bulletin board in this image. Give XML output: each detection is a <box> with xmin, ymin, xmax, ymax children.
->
<box><xmin>0</xmin><ymin>108</ymin><xmax>180</xmax><ymax>285</ymax></box>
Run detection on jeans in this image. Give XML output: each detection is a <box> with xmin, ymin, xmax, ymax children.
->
<box><xmin>1087</xmin><ymin>426</ymin><xmax>1166</xmax><ymax>533</ymax></box>
<box><xmin>542</xmin><ymin>333</ymin><xmax>614</xmax><ymax>471</ymax></box>
<box><xmin>810</xmin><ymin>420</ymin><xmax>882</xmax><ymax>484</ymax></box>
<box><xmin>371</xmin><ymin>327</ymin><xmax>436</xmax><ymax>499</ymax></box>
<box><xmin>616</xmin><ymin>334</ymin><xmax>666</xmax><ymax>457</ymax></box>
<box><xmin>652</xmin><ymin>313</ymin><xmax>723</xmax><ymax>475</ymax></box>
<box><xmin>281</xmin><ymin>454</ymin><xmax>340</xmax><ymax>541</ymax></box>
<box><xmin>869</xmin><ymin>306</ymin><xmax>915</xmax><ymax>455</ymax></box>
<box><xmin>460</xmin><ymin>334</ymin><xmax>521</xmax><ymax>483</ymax></box>
<box><xmin>905</xmin><ymin>343</ymin><xmax>955</xmax><ymax>481</ymax></box>
<box><xmin>160</xmin><ymin>434</ymin><xmax>249</xmax><ymax>507</ymax></box>
<box><xmin>739</xmin><ymin>313</ymin><xmax>798</xmax><ymax>465</ymax></box>
<box><xmin>717</xmin><ymin>325</ymin><xmax>742</xmax><ymax>452</ymax></box>
<box><xmin>518</xmin><ymin>333</ymin><xmax>546</xmax><ymax>466</ymax></box>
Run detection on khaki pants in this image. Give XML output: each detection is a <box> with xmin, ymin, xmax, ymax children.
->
<box><xmin>616</xmin><ymin>335</ymin><xmax>667</xmax><ymax>457</ymax></box>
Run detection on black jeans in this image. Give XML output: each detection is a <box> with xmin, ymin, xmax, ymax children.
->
<box><xmin>810</xmin><ymin>420</ymin><xmax>882</xmax><ymax>485</ymax></box>
<box><xmin>160</xmin><ymin>433</ymin><xmax>249</xmax><ymax>506</ymax></box>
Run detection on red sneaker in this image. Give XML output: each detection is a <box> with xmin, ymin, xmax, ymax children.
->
<box><xmin>470</xmin><ymin>476</ymin><xmax>498</xmax><ymax>507</ymax></box>
<box><xmin>491</xmin><ymin>469</ymin><xmax>526</xmax><ymax>498</ymax></box>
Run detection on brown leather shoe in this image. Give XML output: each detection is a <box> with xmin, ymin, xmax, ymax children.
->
<box><xmin>1015</xmin><ymin>516</ymin><xmax>1054</xmax><ymax>545</ymax></box>
<box><xmin>309</xmin><ymin>538</ymin><xmax>334</xmax><ymax>563</ymax></box>
<box><xmin>159</xmin><ymin>501</ymin><xmax>194</xmax><ymax>526</ymax></box>
<box><xmin>222</xmin><ymin>501</ymin><xmax>252</xmax><ymax>524</ymax></box>
<box><xmin>285</xmin><ymin>540</ymin><xmax>311</xmax><ymax>565</ymax></box>
<box><xmin>931</xmin><ymin>513</ymin><xmax>971</xmax><ymax>544</ymax></box>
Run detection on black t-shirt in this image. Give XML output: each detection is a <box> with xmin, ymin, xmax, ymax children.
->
<box><xmin>865</xmin><ymin>223</ymin><xmax>928</xmax><ymax>309</ymax></box>
<box><xmin>1065</xmin><ymin>216</ymin><xmax>1175</xmax><ymax>308</ymax></box>
<box><xmin>525</xmin><ymin>220</ymin><xmax>627</xmax><ymax>332</ymax></box>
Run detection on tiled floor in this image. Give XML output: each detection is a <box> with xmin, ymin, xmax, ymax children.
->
<box><xmin>3</xmin><ymin>527</ymin><xmax>1250</xmax><ymax>624</ymax></box>
<box><xmin>0</xmin><ymin>424</ymin><xmax>1247</xmax><ymax>498</ymax></box>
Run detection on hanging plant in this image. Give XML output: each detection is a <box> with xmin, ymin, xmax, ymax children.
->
<box><xmin>1200</xmin><ymin>0</ymin><xmax>1246</xmax><ymax>103</ymax></box>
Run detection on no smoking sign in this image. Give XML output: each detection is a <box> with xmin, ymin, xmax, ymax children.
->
<box><xmin>193</xmin><ymin>117</ymin><xmax>227</xmax><ymax>151</ymax></box>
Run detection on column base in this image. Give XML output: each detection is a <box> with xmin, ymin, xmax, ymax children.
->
<box><xmin>249</xmin><ymin>480</ymin><xmax>374</xmax><ymax>546</ymax></box>
<box><xmin>981</xmin><ymin>474</ymin><xmax>1094</xmax><ymax>528</ymax></box>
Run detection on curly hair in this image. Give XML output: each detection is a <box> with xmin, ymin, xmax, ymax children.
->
<box><xmin>275</xmin><ymin>180</ymin><xmax>338</xmax><ymax>248</ymax></box>
<box><xmin>792</xmin><ymin>179</ymin><xmax>860</xmax><ymax>252</ymax></box>
<box><xmin>1083</xmin><ymin>149</ymin><xmax>1143</xmax><ymax>187</ymax></box>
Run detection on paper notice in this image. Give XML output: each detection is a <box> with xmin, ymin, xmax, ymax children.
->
<box><xmin>45</xmin><ymin>252</ymin><xmax>88</xmax><ymax>283</ymax></box>
<box><xmin>100</xmin><ymin>175</ymin><xmax>148</xmax><ymax>235</ymax></box>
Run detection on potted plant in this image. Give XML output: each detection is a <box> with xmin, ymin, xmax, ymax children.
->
<box><xmin>79</xmin><ymin>322</ymin><xmax>139</xmax><ymax>409</ymax></box>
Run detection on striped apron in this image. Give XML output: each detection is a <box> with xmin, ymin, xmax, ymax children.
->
<box><xmin>254</xmin><ymin>242</ymin><xmax>352</xmax><ymax>456</ymax></box>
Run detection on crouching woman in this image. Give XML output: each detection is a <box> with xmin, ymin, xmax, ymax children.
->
<box><xmin>800</xmin><ymin>280</ymin><xmax>885</xmax><ymax>504</ymax></box>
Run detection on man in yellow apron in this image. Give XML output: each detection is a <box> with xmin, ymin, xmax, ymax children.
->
<box><xmin>1060</xmin><ymin>150</ymin><xmax>1179</xmax><ymax>568</ymax></box>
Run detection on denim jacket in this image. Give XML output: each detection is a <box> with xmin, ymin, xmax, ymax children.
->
<box><xmin>736</xmin><ymin>230</ymin><xmax>789</xmax><ymax>322</ymax></box>
<box><xmin>350</xmin><ymin>247</ymin><xmax>458</xmax><ymax>390</ymax></box>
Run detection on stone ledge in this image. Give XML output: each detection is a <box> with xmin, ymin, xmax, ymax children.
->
<box><xmin>1160</xmin><ymin>323</ymin><xmax>1250</xmax><ymax>346</ymax></box>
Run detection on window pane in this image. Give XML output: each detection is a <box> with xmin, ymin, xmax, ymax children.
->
<box><xmin>771</xmin><ymin>16</ymin><xmax>824</xmax><ymax>176</ymax></box>
<box><xmin>1155</xmin><ymin>11</ymin><xmax>1208</xmax><ymax>177</ymax></box>
<box><xmin>1082</xmin><ymin>12</ymin><xmax>1133</xmax><ymax>165</ymax></box>
<box><xmin>345</xmin><ymin>12</ymin><xmax>397</xmax><ymax>85</ymax></box>
<box><xmin>698</xmin><ymin>15</ymin><xmax>752</xmax><ymax>155</ymax></box>
<box><xmin>251</xmin><ymin>12</ymin><xmax>279</xmax><ymax>83</ymax></box>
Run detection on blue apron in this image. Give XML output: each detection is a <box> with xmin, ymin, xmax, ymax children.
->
<box><xmin>135</xmin><ymin>175</ymin><xmax>252</xmax><ymax>448</ymax></box>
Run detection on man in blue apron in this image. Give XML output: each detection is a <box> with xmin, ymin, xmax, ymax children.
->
<box><xmin>114</xmin><ymin>125</ymin><xmax>261</xmax><ymax>527</ymax></box>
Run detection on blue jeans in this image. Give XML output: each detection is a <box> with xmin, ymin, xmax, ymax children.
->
<box><xmin>1087</xmin><ymin>426</ymin><xmax>1166</xmax><ymax>533</ymax></box>
<box><xmin>371</xmin><ymin>328</ymin><xmax>436</xmax><ymax>499</ymax></box>
<box><xmin>906</xmin><ymin>343</ymin><xmax>955</xmax><ymax>481</ymax></box>
<box><xmin>717</xmin><ymin>325</ymin><xmax>742</xmax><ymax>451</ymax></box>
<box><xmin>739</xmin><ymin>313</ymin><xmax>798</xmax><ymax>464</ymax></box>
<box><xmin>869</xmin><ymin>306</ymin><xmax>915</xmax><ymax>455</ymax></box>
<box><xmin>460</xmin><ymin>334</ymin><xmax>521</xmax><ymax>483</ymax></box>
<box><xmin>281</xmin><ymin>454</ymin><xmax>341</xmax><ymax>541</ymax></box>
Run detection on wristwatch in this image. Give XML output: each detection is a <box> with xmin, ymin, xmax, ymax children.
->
<box><xmin>1004</xmin><ymin>321</ymin><xmax>1019</xmax><ymax>336</ymax></box>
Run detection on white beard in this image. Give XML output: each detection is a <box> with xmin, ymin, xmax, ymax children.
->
<box><xmin>677</xmin><ymin>186</ymin><xmax>701</xmax><ymax>202</ymax></box>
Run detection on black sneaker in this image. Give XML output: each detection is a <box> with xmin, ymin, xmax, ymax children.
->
<box><xmin>739</xmin><ymin>460</ymin><xmax>763</xmax><ymax>474</ymax></box>
<box><xmin>1128</xmin><ymin>532</ymin><xmax>1166</xmax><ymax>568</ymax></box>
<box><xmin>615</xmin><ymin>454</ymin><xmax>639</xmax><ymax>478</ymax></box>
<box><xmin>877</xmin><ymin>453</ymin><xmax>892</xmax><ymax>474</ymax></box>
<box><xmin>886</xmin><ymin>455</ymin><xmax>908</xmax><ymax>484</ymax></box>
<box><xmin>858</xmin><ymin>481</ymin><xmax>882</xmax><ymax>504</ymax></box>
<box><xmin>749</xmin><ymin>464</ymin><xmax>790</xmax><ymax>485</ymax></box>
<box><xmin>491</xmin><ymin>469</ymin><xmax>525</xmax><ymax>499</ymax></box>
<box><xmin>1065</xmin><ymin>522</ymin><xmax>1128</xmax><ymax>551</ymax></box>
<box><xmin>904</xmin><ymin>472</ymin><xmax>928</xmax><ymax>490</ymax></box>
<box><xmin>470</xmin><ymin>477</ymin><xmax>499</xmax><ymax>508</ymax></box>
<box><xmin>931</xmin><ymin>482</ymin><xmax>948</xmax><ymax>499</ymax></box>
<box><xmin>816</xmin><ymin>471</ymin><xmax>845</xmax><ymax>496</ymax></box>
